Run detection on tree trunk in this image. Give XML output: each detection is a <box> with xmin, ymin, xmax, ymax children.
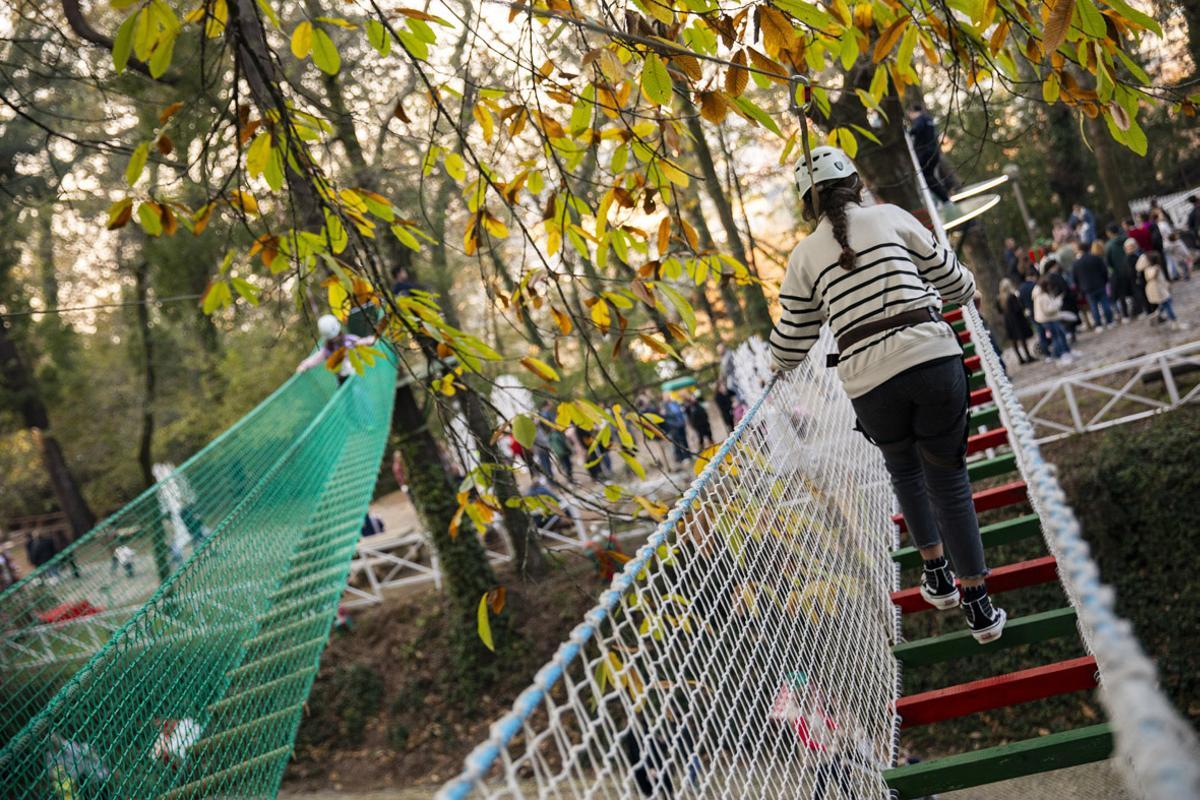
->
<box><xmin>678</xmin><ymin>91</ymin><xmax>772</xmax><ymax>329</ymax></box>
<box><xmin>682</xmin><ymin>190</ymin><xmax>746</xmax><ymax>329</ymax></box>
<box><xmin>0</xmin><ymin>314</ymin><xmax>95</xmax><ymax>537</ymax></box>
<box><xmin>1087</xmin><ymin>112</ymin><xmax>1131</xmax><ymax>224</ymax></box>
<box><xmin>393</xmin><ymin>377</ymin><xmax>509</xmax><ymax>683</ymax></box>
<box><xmin>461</xmin><ymin>390</ymin><xmax>545</xmax><ymax>578</ymax></box>
<box><xmin>1045</xmin><ymin>104</ymin><xmax>1090</xmax><ymax>216</ymax></box>
<box><xmin>134</xmin><ymin>261</ymin><xmax>156</xmax><ymax>489</ymax></box>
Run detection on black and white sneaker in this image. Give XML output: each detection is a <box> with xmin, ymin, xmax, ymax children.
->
<box><xmin>962</xmin><ymin>584</ymin><xmax>1007</xmax><ymax>643</ymax></box>
<box><xmin>919</xmin><ymin>557</ymin><xmax>960</xmax><ymax>610</ymax></box>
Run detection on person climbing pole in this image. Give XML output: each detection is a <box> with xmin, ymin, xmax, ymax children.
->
<box><xmin>768</xmin><ymin>146</ymin><xmax>1006</xmax><ymax>644</ymax></box>
<box><xmin>295</xmin><ymin>314</ymin><xmax>377</xmax><ymax>384</ymax></box>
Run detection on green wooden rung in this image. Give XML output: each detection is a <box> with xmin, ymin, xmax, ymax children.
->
<box><xmin>952</xmin><ymin>319</ymin><xmax>966</xmax><ymax>332</ymax></box>
<box><xmin>256</xmin><ymin>585</ymin><xmax>344</xmax><ymax>627</ymax></box>
<box><xmin>969</xmin><ymin>371</ymin><xmax>986</xmax><ymax>391</ymax></box>
<box><xmin>884</xmin><ymin>723</ymin><xmax>1113</xmax><ymax>798</ymax></box>
<box><xmin>967</xmin><ymin>453</ymin><xmax>1017</xmax><ymax>483</ymax></box>
<box><xmin>268</xmin><ymin>564</ymin><xmax>349</xmax><ymax>603</ymax></box>
<box><xmin>894</xmin><ymin>607</ymin><xmax>1077</xmax><ymax>667</ymax></box>
<box><xmin>961</xmin><ymin>341</ymin><xmax>976</xmax><ymax>357</ymax></box>
<box><xmin>892</xmin><ymin>513</ymin><xmax>1041</xmax><ymax>569</ymax></box>
<box><xmin>226</xmin><ymin>635</ymin><xmax>327</xmax><ymax>685</ymax></box>
<box><xmin>969</xmin><ymin>405</ymin><xmax>1001</xmax><ymax>430</ymax></box>
<box><xmin>189</xmin><ymin>707</ymin><xmax>297</xmax><ymax>760</ymax></box>
<box><xmin>156</xmin><ymin>745</ymin><xmax>293</xmax><ymax>800</ymax></box>
<box><xmin>244</xmin><ymin>611</ymin><xmax>331</xmax><ymax>653</ymax></box>
<box><xmin>207</xmin><ymin>667</ymin><xmax>316</xmax><ymax>723</ymax></box>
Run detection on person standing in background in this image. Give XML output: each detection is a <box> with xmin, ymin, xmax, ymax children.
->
<box><xmin>1068</xmin><ymin>204</ymin><xmax>1097</xmax><ymax>246</ymax></box>
<box><xmin>1073</xmin><ymin>240</ymin><xmax>1116</xmax><ymax>329</ymax></box>
<box><xmin>996</xmin><ymin>279</ymin><xmax>1035</xmax><ymax>364</ymax></box>
<box><xmin>907</xmin><ymin>103</ymin><xmax>952</xmax><ymax>203</ymax></box>
<box><xmin>1104</xmin><ymin>224</ymin><xmax>1134</xmax><ymax>321</ymax></box>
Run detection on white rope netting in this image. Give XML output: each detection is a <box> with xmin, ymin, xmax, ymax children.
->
<box><xmin>440</xmin><ymin>330</ymin><xmax>900</xmax><ymax>800</ymax></box>
<box><xmin>961</xmin><ymin>303</ymin><xmax>1200</xmax><ymax>800</ymax></box>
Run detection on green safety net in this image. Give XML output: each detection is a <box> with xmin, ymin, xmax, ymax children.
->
<box><xmin>0</xmin><ymin>350</ymin><xmax>397</xmax><ymax>799</ymax></box>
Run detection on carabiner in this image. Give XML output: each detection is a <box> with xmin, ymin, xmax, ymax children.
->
<box><xmin>788</xmin><ymin>73</ymin><xmax>813</xmax><ymax>116</ymax></box>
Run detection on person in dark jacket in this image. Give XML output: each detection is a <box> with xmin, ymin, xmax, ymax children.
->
<box><xmin>1104</xmin><ymin>224</ymin><xmax>1133</xmax><ymax>321</ymax></box>
<box><xmin>685</xmin><ymin>392</ymin><xmax>714</xmax><ymax>451</ymax></box>
<box><xmin>996</xmin><ymin>279</ymin><xmax>1035</xmax><ymax>364</ymax></box>
<box><xmin>1124</xmin><ymin>238</ymin><xmax>1155</xmax><ymax>316</ymax></box>
<box><xmin>1186</xmin><ymin>195</ymin><xmax>1200</xmax><ymax>248</ymax></box>
<box><xmin>713</xmin><ymin>380</ymin><xmax>735</xmax><ymax>433</ymax></box>
<box><xmin>1045</xmin><ymin>261</ymin><xmax>1080</xmax><ymax>343</ymax></box>
<box><xmin>907</xmin><ymin>103</ymin><xmax>951</xmax><ymax>202</ymax></box>
<box><xmin>1073</xmin><ymin>240</ymin><xmax>1115</xmax><ymax>329</ymax></box>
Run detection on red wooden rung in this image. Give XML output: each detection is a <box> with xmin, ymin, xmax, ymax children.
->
<box><xmin>964</xmin><ymin>354</ymin><xmax>981</xmax><ymax>372</ymax></box>
<box><xmin>969</xmin><ymin>387</ymin><xmax>993</xmax><ymax>407</ymax></box>
<box><xmin>895</xmin><ymin>655</ymin><xmax>1098</xmax><ymax>728</ymax></box>
<box><xmin>966</xmin><ymin>427</ymin><xmax>1008</xmax><ymax>455</ymax></box>
<box><xmin>892</xmin><ymin>481</ymin><xmax>1027</xmax><ymax>533</ymax></box>
<box><xmin>958</xmin><ymin>330</ymin><xmax>972</xmax><ymax>344</ymax></box>
<box><xmin>944</xmin><ymin>307</ymin><xmax>964</xmax><ymax>323</ymax></box>
<box><xmin>890</xmin><ymin>556</ymin><xmax>1058</xmax><ymax>614</ymax></box>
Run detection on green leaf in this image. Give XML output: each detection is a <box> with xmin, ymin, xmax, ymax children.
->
<box><xmin>113</xmin><ymin>14</ymin><xmax>136</xmax><ymax>73</ymax></box>
<box><xmin>366</xmin><ymin>19</ymin><xmax>391</xmax><ymax>56</ymax></box>
<box><xmin>136</xmin><ymin>203</ymin><xmax>162</xmax><ymax>236</ymax></box>
<box><xmin>513</xmin><ymin>414</ymin><xmax>537</xmax><ymax>449</ymax></box>
<box><xmin>324</xmin><ymin>211</ymin><xmax>348</xmax><ymax>254</ymax></box>
<box><xmin>477</xmin><ymin>593</ymin><xmax>495</xmax><ymax>652</ymax></box>
<box><xmin>444</xmin><ymin>151</ymin><xmax>466</xmax><ymax>182</ymax></box>
<box><xmin>391</xmin><ymin>224</ymin><xmax>421</xmax><ymax>251</ymax></box>
<box><xmin>1103</xmin><ymin>0</ymin><xmax>1162</xmax><ymax>35</ymax></box>
<box><xmin>408</xmin><ymin>18</ymin><xmax>436</xmax><ymax>44</ymax></box>
<box><xmin>655</xmin><ymin>282</ymin><xmax>696</xmax><ymax>334</ymax></box>
<box><xmin>264</xmin><ymin>147</ymin><xmax>285</xmax><ymax>191</ymax></box>
<box><xmin>125</xmin><ymin>142</ymin><xmax>149</xmax><ymax>185</ymax></box>
<box><xmin>397</xmin><ymin>29</ymin><xmax>428</xmax><ymax>59</ymax></box>
<box><xmin>640</xmin><ymin>54</ymin><xmax>673</xmax><ymax>106</ymax></box>
<box><xmin>256</xmin><ymin>0</ymin><xmax>281</xmax><ymax>29</ymax></box>
<box><xmin>849</xmin><ymin>123</ymin><xmax>880</xmax><ymax>145</ymax></box>
<box><xmin>1115</xmin><ymin>48</ymin><xmax>1150</xmax><ymax>85</ymax></box>
<box><xmin>772</xmin><ymin>0</ymin><xmax>837</xmax><ymax>29</ymax></box>
<box><xmin>731</xmin><ymin>95</ymin><xmax>783</xmax><ymax>137</ymax></box>
<box><xmin>231</xmin><ymin>277</ymin><xmax>260</xmax><ymax>305</ymax></box>
<box><xmin>311</xmin><ymin>27</ymin><xmax>341</xmax><ymax>74</ymax></box>
<box><xmin>246</xmin><ymin>133</ymin><xmax>271</xmax><ymax>177</ymax></box>
<box><xmin>201</xmin><ymin>279</ymin><xmax>233</xmax><ymax>314</ymax></box>
<box><xmin>1075</xmin><ymin>0</ymin><xmax>1106</xmax><ymax>37</ymax></box>
<box><xmin>148</xmin><ymin>30</ymin><xmax>175</xmax><ymax>77</ymax></box>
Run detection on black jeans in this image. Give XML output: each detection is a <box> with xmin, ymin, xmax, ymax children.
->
<box><xmin>851</xmin><ymin>357</ymin><xmax>988</xmax><ymax>579</ymax></box>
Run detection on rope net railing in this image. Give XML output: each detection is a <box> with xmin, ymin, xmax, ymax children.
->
<box><xmin>960</xmin><ymin>303</ymin><xmax>1200</xmax><ymax>799</ymax></box>
<box><xmin>0</xmin><ymin>354</ymin><xmax>396</xmax><ymax>800</ymax></box>
<box><xmin>442</xmin><ymin>330</ymin><xmax>902</xmax><ymax>800</ymax></box>
<box><xmin>0</xmin><ymin>367</ymin><xmax>337</xmax><ymax>754</ymax></box>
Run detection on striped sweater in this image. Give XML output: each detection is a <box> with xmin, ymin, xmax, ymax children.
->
<box><xmin>769</xmin><ymin>202</ymin><xmax>976</xmax><ymax>398</ymax></box>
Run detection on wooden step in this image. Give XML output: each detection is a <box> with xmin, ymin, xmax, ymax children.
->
<box><xmin>156</xmin><ymin>745</ymin><xmax>293</xmax><ymax>800</ymax></box>
<box><xmin>256</xmin><ymin>585</ymin><xmax>344</xmax><ymax>629</ymax></box>
<box><xmin>207</xmin><ymin>666</ymin><xmax>317</xmax><ymax>724</ymax></box>
<box><xmin>964</xmin><ymin>354</ymin><xmax>981</xmax><ymax>373</ymax></box>
<box><xmin>969</xmin><ymin>371</ymin><xmax>986</xmax><ymax>391</ymax></box>
<box><xmin>268</xmin><ymin>564</ymin><xmax>349</xmax><ymax>603</ymax></box>
<box><xmin>893</xmin><ymin>481</ymin><xmax>1028</xmax><ymax>534</ymax></box>
<box><xmin>967</xmin><ymin>453</ymin><xmax>1017</xmax><ymax>483</ymax></box>
<box><xmin>892</xmin><ymin>513</ymin><xmax>1041</xmax><ymax>569</ymax></box>
<box><xmin>961</xmin><ymin>341</ymin><xmax>976</xmax><ymax>358</ymax></box>
<box><xmin>966</xmin><ymin>427</ymin><xmax>1008</xmax><ymax>455</ymax></box>
<box><xmin>958</xmin><ymin>329</ymin><xmax>971</xmax><ymax>344</ymax></box>
<box><xmin>969</xmin><ymin>386</ymin><xmax>993</xmax><ymax>407</ymax></box>
<box><xmin>894</xmin><ymin>607</ymin><xmax>1078</xmax><ymax>667</ymax></box>
<box><xmin>896</xmin><ymin>656</ymin><xmax>1098</xmax><ymax>728</ymax></box>
<box><xmin>281</xmin><ymin>547</ymin><xmax>352</xmax><ymax>583</ymax></box>
<box><xmin>969</xmin><ymin>405</ymin><xmax>1000</xmax><ymax>430</ymax></box>
<box><xmin>225</xmin><ymin>634</ymin><xmax>328</xmax><ymax>686</ymax></box>
<box><xmin>945</xmin><ymin>307</ymin><xmax>964</xmax><ymax>323</ymax></box>
<box><xmin>189</xmin><ymin>707</ymin><xmax>296</xmax><ymax>761</ymax></box>
<box><xmin>891</xmin><ymin>556</ymin><xmax>1059</xmax><ymax>615</ymax></box>
<box><xmin>243</xmin><ymin>610</ymin><xmax>333</xmax><ymax>655</ymax></box>
<box><xmin>884</xmin><ymin>723</ymin><xmax>1113</xmax><ymax>798</ymax></box>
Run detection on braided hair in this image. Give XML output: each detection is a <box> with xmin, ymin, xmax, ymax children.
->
<box><xmin>801</xmin><ymin>174</ymin><xmax>864</xmax><ymax>271</ymax></box>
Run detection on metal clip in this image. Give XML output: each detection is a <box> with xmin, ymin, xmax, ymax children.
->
<box><xmin>788</xmin><ymin>74</ymin><xmax>813</xmax><ymax>116</ymax></box>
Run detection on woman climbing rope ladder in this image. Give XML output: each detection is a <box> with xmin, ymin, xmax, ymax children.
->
<box><xmin>769</xmin><ymin>146</ymin><xmax>1006</xmax><ymax>644</ymax></box>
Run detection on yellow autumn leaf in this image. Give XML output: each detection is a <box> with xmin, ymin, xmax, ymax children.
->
<box><xmin>228</xmin><ymin>189</ymin><xmax>259</xmax><ymax>215</ymax></box>
<box><xmin>291</xmin><ymin>20</ymin><xmax>312</xmax><ymax>58</ymax></box>
<box><xmin>477</xmin><ymin>593</ymin><xmax>495</xmax><ymax>652</ymax></box>
<box><xmin>521</xmin><ymin>356</ymin><xmax>560</xmax><ymax>382</ymax></box>
<box><xmin>590</xmin><ymin>298</ymin><xmax>611</xmax><ymax>332</ymax></box>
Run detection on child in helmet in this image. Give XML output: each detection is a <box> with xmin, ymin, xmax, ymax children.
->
<box><xmin>768</xmin><ymin>147</ymin><xmax>1005</xmax><ymax>643</ymax></box>
<box><xmin>295</xmin><ymin>314</ymin><xmax>377</xmax><ymax>383</ymax></box>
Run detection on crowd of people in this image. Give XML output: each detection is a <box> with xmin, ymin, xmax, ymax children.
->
<box><xmin>996</xmin><ymin>200</ymin><xmax>1192</xmax><ymax>367</ymax></box>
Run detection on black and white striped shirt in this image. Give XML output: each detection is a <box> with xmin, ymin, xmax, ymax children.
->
<box><xmin>769</xmin><ymin>202</ymin><xmax>975</xmax><ymax>398</ymax></box>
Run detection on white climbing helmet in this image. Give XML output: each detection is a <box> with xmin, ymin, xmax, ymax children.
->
<box><xmin>794</xmin><ymin>145</ymin><xmax>858</xmax><ymax>200</ymax></box>
<box><xmin>317</xmin><ymin>314</ymin><xmax>342</xmax><ymax>342</ymax></box>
